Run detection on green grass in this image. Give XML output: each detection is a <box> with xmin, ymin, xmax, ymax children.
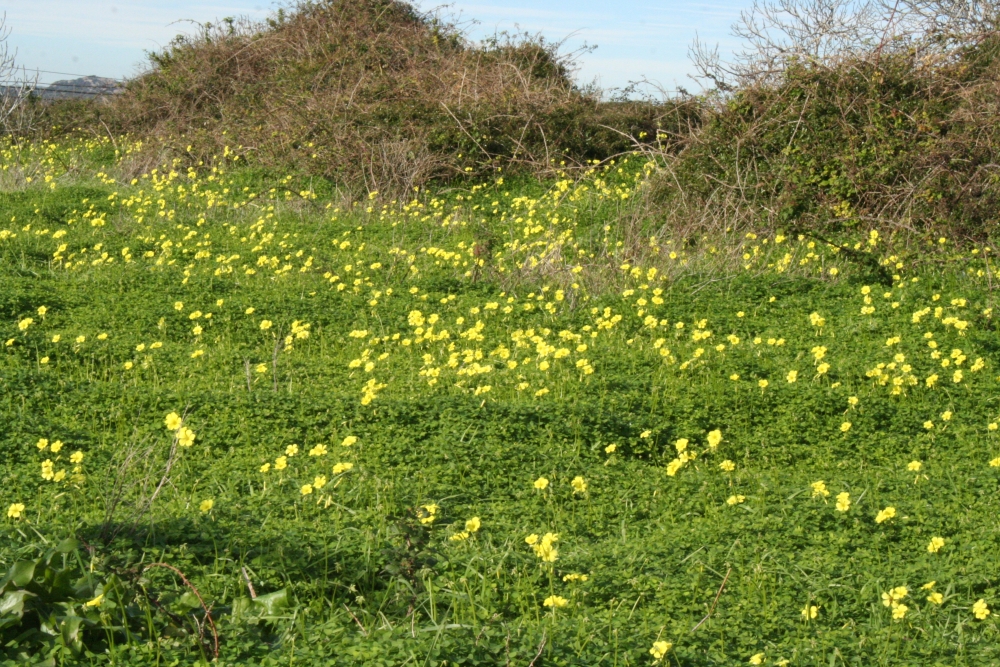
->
<box><xmin>3</xmin><ymin>138</ymin><xmax>1000</xmax><ymax>666</ymax></box>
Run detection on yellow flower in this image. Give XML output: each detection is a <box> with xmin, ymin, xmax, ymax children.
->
<box><xmin>36</xmin><ymin>438</ymin><xmax>48</xmax><ymax>451</ymax></box>
<box><xmin>274</xmin><ymin>456</ymin><xmax>287</xmax><ymax>470</ymax></box>
<box><xmin>786</xmin><ymin>370</ymin><xmax>798</xmax><ymax>383</ymax></box>
<box><xmin>70</xmin><ymin>451</ymin><xmax>84</xmax><ymax>464</ymax></box>
<box><xmin>749</xmin><ymin>653</ymin><xmax>765</xmax><ymax>665</ymax></box>
<box><xmin>604</xmin><ymin>443</ymin><xmax>617</xmax><ymax>454</ymax></box>
<box><xmin>882</xmin><ymin>586</ymin><xmax>908</xmax><ymax>607</ymax></box>
<box><xmin>840</xmin><ymin>421</ymin><xmax>852</xmax><ymax>432</ymax></box>
<box><xmin>465</xmin><ymin>517</ymin><xmax>481</xmax><ymax>532</ymax></box>
<box><xmin>835</xmin><ymin>492</ymin><xmax>851</xmax><ymax>512</ymax></box>
<box><xmin>801</xmin><ymin>604</ymin><xmax>819</xmax><ymax>620</ymax></box>
<box><xmin>991</xmin><ymin>457</ymin><xmax>1000</xmax><ymax>468</ymax></box>
<box><xmin>313</xmin><ymin>475</ymin><xmax>327</xmax><ymax>488</ymax></box>
<box><xmin>758</xmin><ymin>379</ymin><xmax>769</xmax><ymax>389</ymax></box>
<box><xmin>726</xmin><ymin>495</ymin><xmax>746</xmax><ymax>505</ymax></box>
<box><xmin>308</xmin><ymin>444</ymin><xmax>328</xmax><ymax>457</ymax></box>
<box><xmin>720</xmin><ymin>460</ymin><xmax>735</xmax><ymax>472</ymax></box>
<box><xmin>199</xmin><ymin>499</ymin><xmax>214</xmax><ymax>513</ymax></box>
<box><xmin>533</xmin><ymin>476</ymin><xmax>549</xmax><ymax>490</ymax></box>
<box><xmin>177</xmin><ymin>427</ymin><xmax>195</xmax><ymax>447</ymax></box>
<box><xmin>174</xmin><ymin>302</ymin><xmax>184</xmax><ymax>311</ymax></box>
<box><xmin>84</xmin><ymin>594</ymin><xmax>105</xmax><ymax>607</ymax></box>
<box><xmin>941</xmin><ymin>411</ymin><xmax>952</xmax><ymax>421</ymax></box>
<box><xmin>260</xmin><ymin>320</ymin><xmax>272</xmax><ymax>330</ymax></box>
<box><xmin>524</xmin><ymin>534</ymin><xmax>539</xmax><ymax>545</ymax></box>
<box><xmin>810</xmin><ymin>480</ymin><xmax>830</xmax><ymax>498</ymax></box>
<box><xmin>892</xmin><ymin>603</ymin><xmax>909</xmax><ymax>620</ymax></box>
<box><xmin>165</xmin><ymin>412</ymin><xmax>182</xmax><ymax>430</ymax></box>
<box><xmin>449</xmin><ymin>531</ymin><xmax>470</xmax><ymax>541</ymax></box>
<box><xmin>531</xmin><ymin>532</ymin><xmax>559</xmax><ymax>561</ymax></box>
<box><xmin>49</xmin><ymin>440</ymin><xmax>63</xmax><ymax>453</ymax></box>
<box><xmin>418</xmin><ymin>504</ymin><xmax>438</xmax><ymax>525</ymax></box>
<box><xmin>907</xmin><ymin>460</ymin><xmax>922</xmax><ymax>471</ymax></box>
<box><xmin>341</xmin><ymin>435</ymin><xmax>358</xmax><ymax>447</ymax></box>
<box><xmin>300</xmin><ymin>484</ymin><xmax>313</xmax><ymax>495</ymax></box>
<box><xmin>923</xmin><ymin>421</ymin><xmax>934</xmax><ymax>430</ymax></box>
<box><xmin>17</xmin><ymin>317</ymin><xmax>33</xmax><ymax>331</ymax></box>
<box><xmin>562</xmin><ymin>573</ymin><xmax>589</xmax><ymax>582</ymax></box>
<box><xmin>6</xmin><ymin>503</ymin><xmax>25</xmax><ymax>519</ymax></box>
<box><xmin>875</xmin><ymin>506</ymin><xmax>896</xmax><ymax>524</ymax></box>
<box><xmin>332</xmin><ymin>462</ymin><xmax>354</xmax><ymax>474</ymax></box>
<box><xmin>260</xmin><ymin>462</ymin><xmax>271</xmax><ymax>473</ymax></box>
<box><xmin>927</xmin><ymin>536</ymin><xmax>945</xmax><ymax>553</ymax></box>
<box><xmin>285</xmin><ymin>444</ymin><xmax>299</xmax><ymax>456</ymax></box>
<box><xmin>542</xmin><ymin>595</ymin><xmax>568</xmax><ymax>608</ymax></box>
<box><xmin>927</xmin><ymin>592</ymin><xmax>944</xmax><ymax>605</ymax></box>
<box><xmin>649</xmin><ymin>640</ymin><xmax>673</xmax><ymax>660</ymax></box>
<box><xmin>674</xmin><ymin>438</ymin><xmax>688</xmax><ymax>453</ymax></box>
<box><xmin>973</xmin><ymin>599</ymin><xmax>991</xmax><ymax>620</ymax></box>
<box><xmin>245</xmin><ymin>307</ymin><xmax>255</xmax><ymax>314</ymax></box>
<box><xmin>707</xmin><ymin>429</ymin><xmax>722</xmax><ymax>450</ymax></box>
<box><xmin>640</xmin><ymin>430</ymin><xmax>652</xmax><ymax>439</ymax></box>
<box><xmin>571</xmin><ymin>476</ymin><xmax>587</xmax><ymax>493</ymax></box>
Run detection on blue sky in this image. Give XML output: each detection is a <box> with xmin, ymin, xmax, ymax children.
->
<box><xmin>4</xmin><ymin>1</ymin><xmax>748</xmax><ymax>92</ymax></box>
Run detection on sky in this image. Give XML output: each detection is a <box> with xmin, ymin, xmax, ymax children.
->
<box><xmin>1</xmin><ymin>1</ymin><xmax>750</xmax><ymax>94</ymax></box>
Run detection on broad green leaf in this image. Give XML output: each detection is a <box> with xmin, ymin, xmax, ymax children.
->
<box><xmin>251</xmin><ymin>588</ymin><xmax>289</xmax><ymax>615</ymax></box>
<box><xmin>0</xmin><ymin>590</ymin><xmax>35</xmax><ymax>617</ymax></box>
<box><xmin>59</xmin><ymin>616</ymin><xmax>85</xmax><ymax>653</ymax></box>
<box><xmin>54</xmin><ymin>538</ymin><xmax>79</xmax><ymax>554</ymax></box>
<box><xmin>7</xmin><ymin>561</ymin><xmax>37</xmax><ymax>587</ymax></box>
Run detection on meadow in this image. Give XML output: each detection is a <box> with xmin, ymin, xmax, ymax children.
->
<box><xmin>2</xmin><ymin>137</ymin><xmax>1000</xmax><ymax>666</ymax></box>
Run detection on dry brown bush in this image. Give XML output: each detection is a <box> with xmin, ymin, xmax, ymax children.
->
<box><xmin>102</xmin><ymin>0</ymin><xmax>666</xmax><ymax>198</ymax></box>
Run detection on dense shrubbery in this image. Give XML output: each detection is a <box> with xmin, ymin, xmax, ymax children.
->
<box><xmin>93</xmin><ymin>0</ymin><xmax>670</xmax><ymax>197</ymax></box>
<box><xmin>649</xmin><ymin>28</ymin><xmax>1000</xmax><ymax>239</ymax></box>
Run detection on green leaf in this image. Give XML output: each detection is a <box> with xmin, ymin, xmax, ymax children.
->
<box><xmin>176</xmin><ymin>590</ymin><xmax>202</xmax><ymax>610</ymax></box>
<box><xmin>251</xmin><ymin>589</ymin><xmax>289</xmax><ymax>615</ymax></box>
<box><xmin>59</xmin><ymin>616</ymin><xmax>85</xmax><ymax>653</ymax></box>
<box><xmin>6</xmin><ymin>561</ymin><xmax>37</xmax><ymax>587</ymax></box>
<box><xmin>0</xmin><ymin>590</ymin><xmax>35</xmax><ymax>618</ymax></box>
<box><xmin>54</xmin><ymin>538</ymin><xmax>79</xmax><ymax>554</ymax></box>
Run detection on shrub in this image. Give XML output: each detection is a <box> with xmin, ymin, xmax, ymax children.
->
<box><xmin>102</xmin><ymin>0</ymin><xmax>666</xmax><ymax>197</ymax></box>
<box><xmin>649</xmin><ymin>34</ymin><xmax>1000</xmax><ymax>240</ymax></box>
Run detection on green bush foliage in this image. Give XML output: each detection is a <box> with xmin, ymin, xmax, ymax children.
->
<box><xmin>650</xmin><ymin>35</ymin><xmax>1000</xmax><ymax>238</ymax></box>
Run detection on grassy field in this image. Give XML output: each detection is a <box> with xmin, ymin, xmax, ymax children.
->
<box><xmin>3</xmin><ymin>137</ymin><xmax>1000</xmax><ymax>666</ymax></box>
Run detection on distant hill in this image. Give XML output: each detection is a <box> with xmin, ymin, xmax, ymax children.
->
<box><xmin>38</xmin><ymin>76</ymin><xmax>122</xmax><ymax>100</ymax></box>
